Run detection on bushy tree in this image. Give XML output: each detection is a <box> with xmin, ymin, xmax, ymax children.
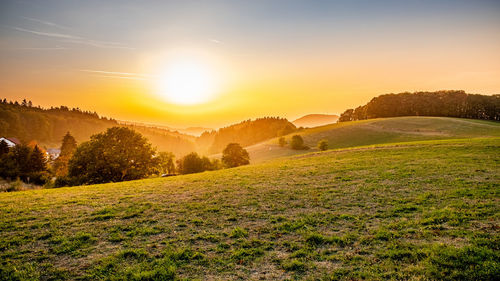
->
<box><xmin>222</xmin><ymin>143</ymin><xmax>250</xmax><ymax>168</ymax></box>
<box><xmin>290</xmin><ymin>135</ymin><xmax>306</xmax><ymax>150</ymax></box>
<box><xmin>68</xmin><ymin>127</ymin><xmax>156</xmax><ymax>185</ymax></box>
<box><xmin>154</xmin><ymin>152</ymin><xmax>176</xmax><ymax>175</ymax></box>
<box><xmin>177</xmin><ymin>152</ymin><xmax>219</xmax><ymax>174</ymax></box>
<box><xmin>278</xmin><ymin>137</ymin><xmax>287</xmax><ymax>147</ymax></box>
<box><xmin>317</xmin><ymin>139</ymin><xmax>328</xmax><ymax>151</ymax></box>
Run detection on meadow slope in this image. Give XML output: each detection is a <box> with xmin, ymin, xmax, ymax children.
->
<box><xmin>247</xmin><ymin>117</ymin><xmax>500</xmax><ymax>163</ymax></box>
<box><xmin>0</xmin><ymin>138</ymin><xmax>499</xmax><ymax>280</ymax></box>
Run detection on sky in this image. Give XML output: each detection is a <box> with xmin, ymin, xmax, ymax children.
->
<box><xmin>1</xmin><ymin>0</ymin><xmax>499</xmax><ymax>128</ymax></box>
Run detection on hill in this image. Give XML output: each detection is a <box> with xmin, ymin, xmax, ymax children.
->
<box><xmin>0</xmin><ymin>100</ymin><xmax>296</xmax><ymax>157</ymax></box>
<box><xmin>0</xmin><ymin>137</ymin><xmax>498</xmax><ymax>280</ymax></box>
<box><xmin>292</xmin><ymin>114</ymin><xmax>339</xmax><ymax>128</ymax></box>
<box><xmin>198</xmin><ymin>117</ymin><xmax>296</xmax><ymax>154</ymax></box>
<box><xmin>246</xmin><ymin>116</ymin><xmax>500</xmax><ymax>163</ymax></box>
<box><xmin>339</xmin><ymin>90</ymin><xmax>499</xmax><ymax>122</ymax></box>
<box><xmin>0</xmin><ymin>100</ymin><xmax>196</xmax><ymax>156</ymax></box>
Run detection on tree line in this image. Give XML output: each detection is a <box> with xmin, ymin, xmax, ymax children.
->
<box><xmin>339</xmin><ymin>90</ymin><xmax>500</xmax><ymax>122</ymax></box>
<box><xmin>1</xmin><ymin>127</ymin><xmax>250</xmax><ymax>188</ymax></box>
<box><xmin>1</xmin><ymin>99</ymin><xmax>298</xmax><ymax>156</ymax></box>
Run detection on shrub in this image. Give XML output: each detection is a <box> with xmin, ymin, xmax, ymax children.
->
<box><xmin>177</xmin><ymin>152</ymin><xmax>220</xmax><ymax>174</ymax></box>
<box><xmin>290</xmin><ymin>135</ymin><xmax>308</xmax><ymax>150</ymax></box>
<box><xmin>317</xmin><ymin>139</ymin><xmax>328</xmax><ymax>151</ymax></box>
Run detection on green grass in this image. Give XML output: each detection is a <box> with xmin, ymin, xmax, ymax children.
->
<box><xmin>0</xmin><ymin>137</ymin><xmax>499</xmax><ymax>280</ymax></box>
<box><xmin>247</xmin><ymin>116</ymin><xmax>500</xmax><ymax>163</ymax></box>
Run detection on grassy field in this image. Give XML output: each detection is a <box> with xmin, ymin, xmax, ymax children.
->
<box><xmin>1</xmin><ymin>136</ymin><xmax>499</xmax><ymax>280</ymax></box>
<box><xmin>247</xmin><ymin>117</ymin><xmax>500</xmax><ymax>163</ymax></box>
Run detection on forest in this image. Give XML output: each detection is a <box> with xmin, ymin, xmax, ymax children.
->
<box><xmin>339</xmin><ymin>90</ymin><xmax>500</xmax><ymax>122</ymax></box>
<box><xmin>0</xmin><ymin>99</ymin><xmax>298</xmax><ymax>156</ymax></box>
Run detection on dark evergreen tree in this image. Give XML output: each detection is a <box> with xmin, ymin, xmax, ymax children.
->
<box><xmin>0</xmin><ymin>140</ymin><xmax>9</xmax><ymax>156</ymax></box>
<box><xmin>29</xmin><ymin>145</ymin><xmax>47</xmax><ymax>172</ymax></box>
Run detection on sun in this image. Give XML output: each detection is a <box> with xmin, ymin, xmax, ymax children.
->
<box><xmin>156</xmin><ymin>59</ymin><xmax>218</xmax><ymax>105</ymax></box>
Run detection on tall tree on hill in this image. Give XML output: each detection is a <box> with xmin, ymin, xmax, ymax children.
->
<box><xmin>222</xmin><ymin>143</ymin><xmax>250</xmax><ymax>168</ymax></box>
<box><xmin>53</xmin><ymin>132</ymin><xmax>78</xmax><ymax>177</ymax></box>
<box><xmin>68</xmin><ymin>127</ymin><xmax>156</xmax><ymax>184</ymax></box>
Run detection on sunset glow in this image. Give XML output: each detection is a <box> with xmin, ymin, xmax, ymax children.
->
<box><xmin>0</xmin><ymin>0</ymin><xmax>498</xmax><ymax>128</ymax></box>
<box><xmin>155</xmin><ymin>59</ymin><xmax>219</xmax><ymax>105</ymax></box>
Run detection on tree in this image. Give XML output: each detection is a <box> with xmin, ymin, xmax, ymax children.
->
<box><xmin>278</xmin><ymin>137</ymin><xmax>287</xmax><ymax>147</ymax></box>
<box><xmin>53</xmin><ymin>132</ymin><xmax>77</xmax><ymax>177</ymax></box>
<box><xmin>317</xmin><ymin>139</ymin><xmax>328</xmax><ymax>151</ymax></box>
<box><xmin>177</xmin><ymin>152</ymin><xmax>220</xmax><ymax>174</ymax></box>
<box><xmin>0</xmin><ymin>140</ymin><xmax>9</xmax><ymax>156</ymax></box>
<box><xmin>60</xmin><ymin>132</ymin><xmax>77</xmax><ymax>157</ymax></box>
<box><xmin>177</xmin><ymin>152</ymin><xmax>206</xmax><ymax>174</ymax></box>
<box><xmin>154</xmin><ymin>152</ymin><xmax>176</xmax><ymax>175</ymax></box>
<box><xmin>68</xmin><ymin>127</ymin><xmax>156</xmax><ymax>185</ymax></box>
<box><xmin>222</xmin><ymin>143</ymin><xmax>250</xmax><ymax>168</ymax></box>
<box><xmin>290</xmin><ymin>135</ymin><xmax>305</xmax><ymax>150</ymax></box>
<box><xmin>11</xmin><ymin>144</ymin><xmax>32</xmax><ymax>177</ymax></box>
<box><xmin>29</xmin><ymin>145</ymin><xmax>47</xmax><ymax>172</ymax></box>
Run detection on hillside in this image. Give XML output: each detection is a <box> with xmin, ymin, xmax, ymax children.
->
<box><xmin>339</xmin><ymin>90</ymin><xmax>499</xmax><ymax>122</ymax></box>
<box><xmin>247</xmin><ymin>116</ymin><xmax>500</xmax><ymax>163</ymax></box>
<box><xmin>0</xmin><ymin>100</ymin><xmax>297</xmax><ymax>157</ymax></box>
<box><xmin>0</xmin><ymin>100</ymin><xmax>196</xmax><ymax>156</ymax></box>
<box><xmin>199</xmin><ymin>117</ymin><xmax>296</xmax><ymax>154</ymax></box>
<box><xmin>292</xmin><ymin>114</ymin><xmax>339</xmax><ymax>128</ymax></box>
<box><xmin>0</xmin><ymin>137</ymin><xmax>498</xmax><ymax>280</ymax></box>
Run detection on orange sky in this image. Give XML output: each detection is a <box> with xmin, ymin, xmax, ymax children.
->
<box><xmin>1</xmin><ymin>0</ymin><xmax>499</xmax><ymax>128</ymax></box>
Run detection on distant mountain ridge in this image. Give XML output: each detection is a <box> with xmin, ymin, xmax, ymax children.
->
<box><xmin>118</xmin><ymin>120</ymin><xmax>211</xmax><ymax>137</ymax></box>
<box><xmin>293</xmin><ymin>114</ymin><xmax>339</xmax><ymax>128</ymax></box>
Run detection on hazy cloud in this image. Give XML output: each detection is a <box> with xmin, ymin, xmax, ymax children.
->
<box><xmin>11</xmin><ymin>25</ymin><xmax>134</xmax><ymax>50</ymax></box>
<box><xmin>12</xmin><ymin>26</ymin><xmax>80</xmax><ymax>39</ymax></box>
<box><xmin>79</xmin><ymin>69</ymin><xmax>155</xmax><ymax>80</ymax></box>
<box><xmin>63</xmin><ymin>38</ymin><xmax>134</xmax><ymax>49</ymax></box>
<box><xmin>18</xmin><ymin>46</ymin><xmax>67</xmax><ymax>50</ymax></box>
<box><xmin>21</xmin><ymin>16</ymin><xmax>70</xmax><ymax>30</ymax></box>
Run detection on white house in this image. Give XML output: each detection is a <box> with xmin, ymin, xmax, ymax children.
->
<box><xmin>0</xmin><ymin>137</ymin><xmax>20</xmax><ymax>148</ymax></box>
<box><xmin>46</xmin><ymin>148</ymin><xmax>61</xmax><ymax>159</ymax></box>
